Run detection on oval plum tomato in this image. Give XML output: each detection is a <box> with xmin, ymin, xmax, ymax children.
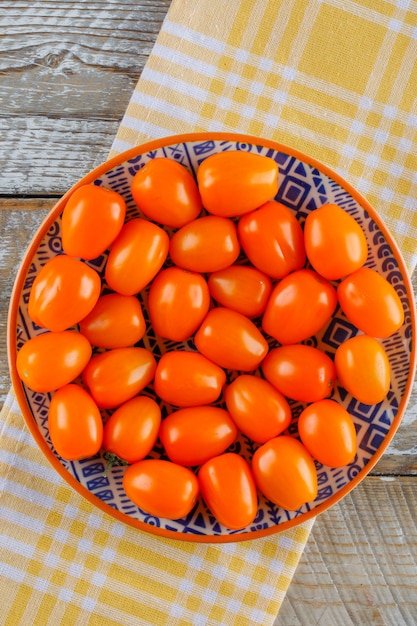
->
<box><xmin>194</xmin><ymin>307</ymin><xmax>269</xmax><ymax>372</ymax></box>
<box><xmin>208</xmin><ymin>265</ymin><xmax>272</xmax><ymax>318</ymax></box>
<box><xmin>237</xmin><ymin>200</ymin><xmax>306</xmax><ymax>279</ymax></box>
<box><xmin>262</xmin><ymin>344</ymin><xmax>336</xmax><ymax>403</ymax></box>
<box><xmin>82</xmin><ymin>347</ymin><xmax>156</xmax><ymax>409</ymax></box>
<box><xmin>198</xmin><ymin>453</ymin><xmax>258</xmax><ymax>530</ymax></box>
<box><xmin>159</xmin><ymin>406</ymin><xmax>237</xmax><ymax>467</ymax></box>
<box><xmin>131</xmin><ymin>158</ymin><xmax>202</xmax><ymax>228</ymax></box>
<box><xmin>103</xmin><ymin>395</ymin><xmax>161</xmax><ymax>467</ymax></box>
<box><xmin>252</xmin><ymin>435</ymin><xmax>318</xmax><ymax>510</ymax></box>
<box><xmin>147</xmin><ymin>267</ymin><xmax>210</xmax><ymax>342</ymax></box>
<box><xmin>105</xmin><ymin>218</ymin><xmax>169</xmax><ymax>295</ymax></box>
<box><xmin>298</xmin><ymin>399</ymin><xmax>357</xmax><ymax>467</ymax></box>
<box><xmin>153</xmin><ymin>351</ymin><xmax>226</xmax><ymax>407</ymax></box>
<box><xmin>28</xmin><ymin>255</ymin><xmax>101</xmax><ymax>332</ymax></box>
<box><xmin>169</xmin><ymin>215</ymin><xmax>240</xmax><ymax>273</ymax></box>
<box><xmin>335</xmin><ymin>334</ymin><xmax>391</xmax><ymax>404</ymax></box>
<box><xmin>197</xmin><ymin>150</ymin><xmax>279</xmax><ymax>217</ymax></box>
<box><xmin>16</xmin><ymin>331</ymin><xmax>92</xmax><ymax>392</ymax></box>
<box><xmin>48</xmin><ymin>384</ymin><xmax>103</xmax><ymax>461</ymax></box>
<box><xmin>79</xmin><ymin>293</ymin><xmax>146</xmax><ymax>348</ymax></box>
<box><xmin>123</xmin><ymin>459</ymin><xmax>199</xmax><ymax>520</ymax></box>
<box><xmin>304</xmin><ymin>203</ymin><xmax>368</xmax><ymax>280</ymax></box>
<box><xmin>61</xmin><ymin>184</ymin><xmax>126</xmax><ymax>260</ymax></box>
<box><xmin>337</xmin><ymin>267</ymin><xmax>404</xmax><ymax>338</ymax></box>
<box><xmin>262</xmin><ymin>269</ymin><xmax>337</xmax><ymax>344</ymax></box>
<box><xmin>224</xmin><ymin>375</ymin><xmax>292</xmax><ymax>443</ymax></box>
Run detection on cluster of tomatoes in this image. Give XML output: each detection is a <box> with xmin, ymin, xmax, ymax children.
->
<box><xmin>16</xmin><ymin>150</ymin><xmax>405</xmax><ymax>530</ymax></box>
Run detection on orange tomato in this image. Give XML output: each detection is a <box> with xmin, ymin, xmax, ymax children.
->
<box><xmin>334</xmin><ymin>334</ymin><xmax>391</xmax><ymax>404</ymax></box>
<box><xmin>262</xmin><ymin>344</ymin><xmax>336</xmax><ymax>403</ymax></box>
<box><xmin>61</xmin><ymin>184</ymin><xmax>126</xmax><ymax>260</ymax></box>
<box><xmin>28</xmin><ymin>255</ymin><xmax>101</xmax><ymax>332</ymax></box>
<box><xmin>197</xmin><ymin>150</ymin><xmax>279</xmax><ymax>217</ymax></box>
<box><xmin>262</xmin><ymin>269</ymin><xmax>337</xmax><ymax>344</ymax></box>
<box><xmin>147</xmin><ymin>266</ymin><xmax>210</xmax><ymax>342</ymax></box>
<box><xmin>237</xmin><ymin>200</ymin><xmax>306</xmax><ymax>279</ymax></box>
<box><xmin>123</xmin><ymin>459</ymin><xmax>199</xmax><ymax>519</ymax></box>
<box><xmin>105</xmin><ymin>218</ymin><xmax>169</xmax><ymax>295</ymax></box>
<box><xmin>194</xmin><ymin>307</ymin><xmax>269</xmax><ymax>372</ymax></box>
<box><xmin>337</xmin><ymin>267</ymin><xmax>404</xmax><ymax>338</ymax></box>
<box><xmin>208</xmin><ymin>264</ymin><xmax>272</xmax><ymax>318</ymax></box>
<box><xmin>298</xmin><ymin>399</ymin><xmax>357</xmax><ymax>467</ymax></box>
<box><xmin>198</xmin><ymin>453</ymin><xmax>258</xmax><ymax>530</ymax></box>
<box><xmin>252</xmin><ymin>436</ymin><xmax>318</xmax><ymax>510</ymax></box>
<box><xmin>304</xmin><ymin>203</ymin><xmax>368</xmax><ymax>280</ymax></box>
<box><xmin>131</xmin><ymin>158</ymin><xmax>202</xmax><ymax>228</ymax></box>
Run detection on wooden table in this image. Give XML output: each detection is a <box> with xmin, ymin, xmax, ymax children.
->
<box><xmin>1</xmin><ymin>3</ymin><xmax>416</xmax><ymax>624</ymax></box>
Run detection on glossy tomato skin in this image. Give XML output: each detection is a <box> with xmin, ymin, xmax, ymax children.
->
<box><xmin>48</xmin><ymin>384</ymin><xmax>103</xmax><ymax>461</ymax></box>
<box><xmin>334</xmin><ymin>334</ymin><xmax>391</xmax><ymax>404</ymax></box>
<box><xmin>337</xmin><ymin>267</ymin><xmax>404</xmax><ymax>338</ymax></box>
<box><xmin>159</xmin><ymin>406</ymin><xmax>237</xmax><ymax>467</ymax></box>
<box><xmin>28</xmin><ymin>255</ymin><xmax>101</xmax><ymax>332</ymax></box>
<box><xmin>169</xmin><ymin>215</ymin><xmax>240</xmax><ymax>273</ymax></box>
<box><xmin>153</xmin><ymin>351</ymin><xmax>226</xmax><ymax>407</ymax></box>
<box><xmin>262</xmin><ymin>269</ymin><xmax>337</xmax><ymax>344</ymax></box>
<box><xmin>105</xmin><ymin>218</ymin><xmax>169</xmax><ymax>295</ymax></box>
<box><xmin>147</xmin><ymin>267</ymin><xmax>210</xmax><ymax>342</ymax></box>
<box><xmin>61</xmin><ymin>184</ymin><xmax>126</xmax><ymax>260</ymax></box>
<box><xmin>262</xmin><ymin>344</ymin><xmax>336</xmax><ymax>403</ymax></box>
<box><xmin>208</xmin><ymin>264</ymin><xmax>273</xmax><ymax>318</ymax></box>
<box><xmin>252</xmin><ymin>436</ymin><xmax>318</xmax><ymax>510</ymax></box>
<box><xmin>304</xmin><ymin>203</ymin><xmax>368</xmax><ymax>280</ymax></box>
<box><xmin>298</xmin><ymin>399</ymin><xmax>357</xmax><ymax>467</ymax></box>
<box><xmin>237</xmin><ymin>200</ymin><xmax>306</xmax><ymax>279</ymax></box>
<box><xmin>131</xmin><ymin>158</ymin><xmax>202</xmax><ymax>228</ymax></box>
<box><xmin>82</xmin><ymin>347</ymin><xmax>156</xmax><ymax>409</ymax></box>
<box><xmin>198</xmin><ymin>453</ymin><xmax>258</xmax><ymax>530</ymax></box>
<box><xmin>194</xmin><ymin>307</ymin><xmax>269</xmax><ymax>372</ymax></box>
<box><xmin>123</xmin><ymin>459</ymin><xmax>199</xmax><ymax>519</ymax></box>
<box><xmin>79</xmin><ymin>293</ymin><xmax>146</xmax><ymax>348</ymax></box>
<box><xmin>103</xmin><ymin>395</ymin><xmax>161</xmax><ymax>464</ymax></box>
<box><xmin>197</xmin><ymin>150</ymin><xmax>279</xmax><ymax>217</ymax></box>
<box><xmin>225</xmin><ymin>375</ymin><xmax>292</xmax><ymax>443</ymax></box>
<box><xmin>16</xmin><ymin>331</ymin><xmax>92</xmax><ymax>392</ymax></box>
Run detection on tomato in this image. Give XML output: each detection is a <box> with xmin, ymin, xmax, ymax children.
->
<box><xmin>304</xmin><ymin>203</ymin><xmax>368</xmax><ymax>280</ymax></box>
<box><xmin>196</xmin><ymin>150</ymin><xmax>278</xmax><ymax>217</ymax></box>
<box><xmin>194</xmin><ymin>307</ymin><xmax>269</xmax><ymax>372</ymax></box>
<box><xmin>198</xmin><ymin>453</ymin><xmax>258</xmax><ymax>529</ymax></box>
<box><xmin>224</xmin><ymin>374</ymin><xmax>292</xmax><ymax>443</ymax></box>
<box><xmin>262</xmin><ymin>269</ymin><xmax>337</xmax><ymax>344</ymax></box>
<box><xmin>252</xmin><ymin>435</ymin><xmax>318</xmax><ymax>510</ymax></box>
<box><xmin>28</xmin><ymin>255</ymin><xmax>101</xmax><ymax>332</ymax></box>
<box><xmin>208</xmin><ymin>265</ymin><xmax>272</xmax><ymax>318</ymax></box>
<box><xmin>237</xmin><ymin>200</ymin><xmax>306</xmax><ymax>279</ymax></box>
<box><xmin>262</xmin><ymin>344</ymin><xmax>336</xmax><ymax>403</ymax></box>
<box><xmin>298</xmin><ymin>399</ymin><xmax>357</xmax><ymax>467</ymax></box>
<box><xmin>48</xmin><ymin>384</ymin><xmax>103</xmax><ymax>461</ymax></box>
<box><xmin>123</xmin><ymin>459</ymin><xmax>199</xmax><ymax>519</ymax></box>
<box><xmin>61</xmin><ymin>184</ymin><xmax>126</xmax><ymax>260</ymax></box>
<box><xmin>159</xmin><ymin>406</ymin><xmax>237</xmax><ymax>467</ymax></box>
<box><xmin>153</xmin><ymin>351</ymin><xmax>226</xmax><ymax>407</ymax></box>
<box><xmin>169</xmin><ymin>215</ymin><xmax>240</xmax><ymax>273</ymax></box>
<box><xmin>82</xmin><ymin>347</ymin><xmax>156</xmax><ymax>409</ymax></box>
<box><xmin>131</xmin><ymin>158</ymin><xmax>202</xmax><ymax>228</ymax></box>
<box><xmin>103</xmin><ymin>395</ymin><xmax>161</xmax><ymax>466</ymax></box>
<box><xmin>337</xmin><ymin>267</ymin><xmax>404</xmax><ymax>338</ymax></box>
<box><xmin>16</xmin><ymin>331</ymin><xmax>92</xmax><ymax>392</ymax></box>
<box><xmin>334</xmin><ymin>334</ymin><xmax>391</xmax><ymax>404</ymax></box>
<box><xmin>147</xmin><ymin>267</ymin><xmax>210</xmax><ymax>342</ymax></box>
<box><xmin>105</xmin><ymin>218</ymin><xmax>169</xmax><ymax>295</ymax></box>
<box><xmin>79</xmin><ymin>293</ymin><xmax>146</xmax><ymax>348</ymax></box>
